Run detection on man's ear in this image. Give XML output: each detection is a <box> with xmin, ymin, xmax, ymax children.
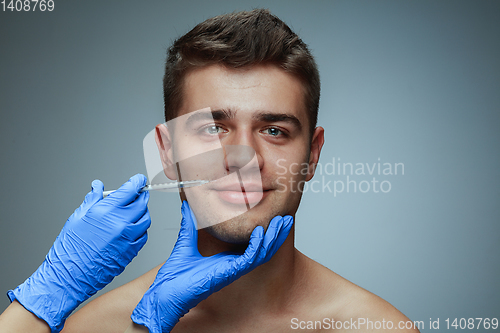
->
<box><xmin>306</xmin><ymin>126</ymin><xmax>325</xmax><ymax>182</ymax></box>
<box><xmin>155</xmin><ymin>123</ymin><xmax>177</xmax><ymax>180</ymax></box>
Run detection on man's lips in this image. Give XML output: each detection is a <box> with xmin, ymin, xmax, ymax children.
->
<box><xmin>210</xmin><ymin>182</ymin><xmax>264</xmax><ymax>192</ymax></box>
<box><xmin>215</xmin><ymin>190</ymin><xmax>262</xmax><ymax>205</ymax></box>
<box><xmin>206</xmin><ymin>181</ymin><xmax>268</xmax><ymax>205</ymax></box>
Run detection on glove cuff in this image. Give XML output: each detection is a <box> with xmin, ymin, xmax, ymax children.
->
<box><xmin>7</xmin><ymin>283</ymin><xmax>68</xmax><ymax>333</ymax></box>
<box><xmin>6</xmin><ymin>260</ymin><xmax>85</xmax><ymax>333</ymax></box>
<box><xmin>131</xmin><ymin>297</ymin><xmax>183</xmax><ymax>333</ymax></box>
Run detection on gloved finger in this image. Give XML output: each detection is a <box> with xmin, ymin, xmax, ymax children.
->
<box><xmin>118</xmin><ymin>191</ymin><xmax>150</xmax><ymax>223</ymax></box>
<box><xmin>105</xmin><ymin>232</ymin><xmax>147</xmax><ymax>268</ymax></box>
<box><xmin>124</xmin><ymin>187</ymin><xmax>150</xmax><ymax>208</ymax></box>
<box><xmin>104</xmin><ymin>174</ymin><xmax>148</xmax><ymax>206</ymax></box>
<box><xmin>175</xmin><ymin>201</ymin><xmax>198</xmax><ymax>250</ymax></box>
<box><xmin>126</xmin><ymin>231</ymin><xmax>149</xmax><ymax>261</ymax></box>
<box><xmin>264</xmin><ymin>215</ymin><xmax>293</xmax><ymax>263</ymax></box>
<box><xmin>125</xmin><ymin>209</ymin><xmax>152</xmax><ymax>241</ymax></box>
<box><xmin>235</xmin><ymin>225</ymin><xmax>265</xmax><ymax>271</ymax></box>
<box><xmin>84</xmin><ymin>191</ymin><xmax>148</xmax><ymax>230</ymax></box>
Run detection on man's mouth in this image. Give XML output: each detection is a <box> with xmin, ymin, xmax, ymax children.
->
<box><xmin>208</xmin><ymin>181</ymin><xmax>268</xmax><ymax>206</ymax></box>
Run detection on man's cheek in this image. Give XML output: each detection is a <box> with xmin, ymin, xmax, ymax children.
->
<box><xmin>276</xmin><ymin>176</ymin><xmax>287</xmax><ymax>193</ymax></box>
<box><xmin>275</xmin><ymin>174</ymin><xmax>305</xmax><ymax>194</ymax></box>
<box><xmin>275</xmin><ymin>158</ymin><xmax>288</xmax><ymax>175</ymax></box>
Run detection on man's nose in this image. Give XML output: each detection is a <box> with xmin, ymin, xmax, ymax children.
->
<box><xmin>221</xmin><ymin>129</ymin><xmax>264</xmax><ymax>173</ymax></box>
<box><xmin>222</xmin><ymin>145</ymin><xmax>257</xmax><ymax>173</ymax></box>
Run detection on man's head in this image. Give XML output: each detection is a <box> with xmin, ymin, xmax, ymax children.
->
<box><xmin>163</xmin><ymin>9</ymin><xmax>320</xmax><ymax>137</ymax></box>
<box><xmin>155</xmin><ymin>9</ymin><xmax>324</xmax><ymax>245</ymax></box>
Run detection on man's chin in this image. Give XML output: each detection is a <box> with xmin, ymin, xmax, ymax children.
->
<box><xmin>202</xmin><ymin>215</ymin><xmax>259</xmax><ymax>245</ymax></box>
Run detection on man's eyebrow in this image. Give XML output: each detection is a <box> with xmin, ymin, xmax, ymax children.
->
<box><xmin>253</xmin><ymin>112</ymin><xmax>302</xmax><ymax>130</ymax></box>
<box><xmin>183</xmin><ymin>109</ymin><xmax>235</xmax><ymax>127</ymax></box>
<box><xmin>211</xmin><ymin>109</ymin><xmax>235</xmax><ymax>121</ymax></box>
<box><xmin>183</xmin><ymin>109</ymin><xmax>302</xmax><ymax>130</ymax></box>
<box><xmin>184</xmin><ymin>111</ymin><xmax>211</xmax><ymax>125</ymax></box>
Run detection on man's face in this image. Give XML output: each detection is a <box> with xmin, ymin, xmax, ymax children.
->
<box><xmin>159</xmin><ymin>64</ymin><xmax>324</xmax><ymax>244</ymax></box>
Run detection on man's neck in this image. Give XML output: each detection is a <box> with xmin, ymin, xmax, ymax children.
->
<box><xmin>195</xmin><ymin>225</ymin><xmax>298</xmax><ymax>317</ymax></box>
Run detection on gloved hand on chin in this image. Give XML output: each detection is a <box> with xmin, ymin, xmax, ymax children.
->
<box><xmin>131</xmin><ymin>200</ymin><xmax>293</xmax><ymax>333</ymax></box>
<box><xmin>8</xmin><ymin>174</ymin><xmax>151</xmax><ymax>333</ymax></box>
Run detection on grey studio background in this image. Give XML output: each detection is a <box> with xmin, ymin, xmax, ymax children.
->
<box><xmin>1</xmin><ymin>0</ymin><xmax>499</xmax><ymax>331</ymax></box>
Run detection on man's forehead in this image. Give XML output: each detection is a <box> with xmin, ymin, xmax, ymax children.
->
<box><xmin>184</xmin><ymin>64</ymin><xmax>283</xmax><ymax>86</ymax></box>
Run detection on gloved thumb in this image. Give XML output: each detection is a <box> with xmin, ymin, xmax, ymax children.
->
<box><xmin>235</xmin><ymin>225</ymin><xmax>264</xmax><ymax>271</ymax></box>
<box><xmin>81</xmin><ymin>179</ymin><xmax>103</xmax><ymax>207</ymax></box>
<box><xmin>90</xmin><ymin>179</ymin><xmax>104</xmax><ymax>199</ymax></box>
<box><xmin>66</xmin><ymin>179</ymin><xmax>105</xmax><ymax>228</ymax></box>
<box><xmin>175</xmin><ymin>201</ymin><xmax>198</xmax><ymax>250</ymax></box>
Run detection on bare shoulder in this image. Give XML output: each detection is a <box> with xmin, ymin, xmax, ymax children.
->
<box><xmin>292</xmin><ymin>251</ymin><xmax>420</xmax><ymax>333</ymax></box>
<box><xmin>61</xmin><ymin>264</ymin><xmax>162</xmax><ymax>333</ymax></box>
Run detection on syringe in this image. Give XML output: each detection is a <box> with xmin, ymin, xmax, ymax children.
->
<box><xmin>102</xmin><ymin>180</ymin><xmax>210</xmax><ymax>198</ymax></box>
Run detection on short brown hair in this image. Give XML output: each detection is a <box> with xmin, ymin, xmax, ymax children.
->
<box><xmin>163</xmin><ymin>9</ymin><xmax>320</xmax><ymax>135</ymax></box>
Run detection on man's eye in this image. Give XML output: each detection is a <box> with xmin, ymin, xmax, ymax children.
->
<box><xmin>263</xmin><ymin>127</ymin><xmax>284</xmax><ymax>137</ymax></box>
<box><xmin>202</xmin><ymin>125</ymin><xmax>224</xmax><ymax>135</ymax></box>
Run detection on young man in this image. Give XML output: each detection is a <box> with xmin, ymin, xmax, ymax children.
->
<box><xmin>62</xmin><ymin>9</ymin><xmax>418</xmax><ymax>333</ymax></box>
<box><xmin>0</xmin><ymin>9</ymin><xmax>418</xmax><ymax>333</ymax></box>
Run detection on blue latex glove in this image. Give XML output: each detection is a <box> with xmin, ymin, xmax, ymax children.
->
<box><xmin>7</xmin><ymin>174</ymin><xmax>151</xmax><ymax>333</ymax></box>
<box><xmin>131</xmin><ymin>201</ymin><xmax>293</xmax><ymax>333</ymax></box>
